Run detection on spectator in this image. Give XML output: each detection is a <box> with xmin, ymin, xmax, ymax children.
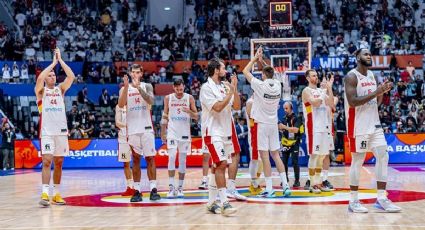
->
<box><xmin>77</xmin><ymin>86</ymin><xmax>89</xmax><ymax>110</ymax></box>
<box><xmin>98</xmin><ymin>89</ymin><xmax>112</xmax><ymax>115</ymax></box>
<box><xmin>406</xmin><ymin>61</ymin><xmax>415</xmax><ymax>78</ymax></box>
<box><xmin>2</xmin><ymin>63</ymin><xmax>10</xmax><ymax>83</ymax></box>
<box><xmin>12</xmin><ymin>62</ymin><xmax>19</xmax><ymax>83</ymax></box>
<box><xmin>1</xmin><ymin>123</ymin><xmax>16</xmax><ymax>170</ymax></box>
<box><xmin>21</xmin><ymin>63</ymin><xmax>29</xmax><ymax>83</ymax></box>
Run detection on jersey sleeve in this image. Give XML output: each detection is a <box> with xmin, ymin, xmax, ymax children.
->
<box><xmin>199</xmin><ymin>85</ymin><xmax>219</xmax><ymax>111</ymax></box>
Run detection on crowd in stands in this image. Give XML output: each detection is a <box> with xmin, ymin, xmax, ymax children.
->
<box><xmin>0</xmin><ymin>0</ymin><xmax>424</xmax><ymax>141</ymax></box>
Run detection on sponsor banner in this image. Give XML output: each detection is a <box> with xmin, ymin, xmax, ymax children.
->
<box><xmin>14</xmin><ymin>138</ymin><xmax>204</xmax><ymax>169</ymax></box>
<box><xmin>344</xmin><ymin>133</ymin><xmax>425</xmax><ymax>164</ymax></box>
<box><xmin>312</xmin><ymin>55</ymin><xmax>422</xmax><ymax>71</ymax></box>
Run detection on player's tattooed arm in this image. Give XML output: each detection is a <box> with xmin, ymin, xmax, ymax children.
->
<box><xmin>138</xmin><ymin>83</ymin><xmax>154</xmax><ymax>105</ymax></box>
<box><xmin>118</xmin><ymin>75</ymin><xmax>129</xmax><ymax>108</ymax></box>
<box><xmin>160</xmin><ymin>95</ymin><xmax>169</xmax><ymax>143</ymax></box>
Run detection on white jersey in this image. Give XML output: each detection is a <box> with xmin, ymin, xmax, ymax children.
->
<box><xmin>39</xmin><ymin>86</ymin><xmax>68</xmax><ymax>136</ymax></box>
<box><xmin>115</xmin><ymin>106</ymin><xmax>127</xmax><ymax>143</ymax></box>
<box><xmin>200</xmin><ymin>78</ymin><xmax>233</xmax><ymax>137</ymax></box>
<box><xmin>344</xmin><ymin>69</ymin><xmax>381</xmax><ymax>137</ymax></box>
<box><xmin>126</xmin><ymin>83</ymin><xmax>153</xmax><ymax>135</ymax></box>
<box><xmin>303</xmin><ymin>87</ymin><xmax>329</xmax><ymax>134</ymax></box>
<box><xmin>250</xmin><ymin>78</ymin><xmax>281</xmax><ymax>124</ymax></box>
<box><xmin>167</xmin><ymin>93</ymin><xmax>191</xmax><ymax>141</ymax></box>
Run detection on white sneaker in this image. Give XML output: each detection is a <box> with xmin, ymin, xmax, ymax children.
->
<box><xmin>221</xmin><ymin>201</ymin><xmax>237</xmax><ymax>216</ymax></box>
<box><xmin>227</xmin><ymin>189</ymin><xmax>247</xmax><ymax>201</ymax></box>
<box><xmin>198</xmin><ymin>180</ymin><xmax>208</xmax><ymax>190</ymax></box>
<box><xmin>374</xmin><ymin>198</ymin><xmax>402</xmax><ymax>213</ymax></box>
<box><xmin>167</xmin><ymin>185</ymin><xmax>176</xmax><ymax>198</ymax></box>
<box><xmin>177</xmin><ymin>187</ymin><xmax>184</xmax><ymax>198</ymax></box>
<box><xmin>348</xmin><ymin>200</ymin><xmax>369</xmax><ymax>213</ymax></box>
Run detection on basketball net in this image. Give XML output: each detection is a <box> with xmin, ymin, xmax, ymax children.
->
<box><xmin>274</xmin><ymin>66</ymin><xmax>291</xmax><ymax>101</ymax></box>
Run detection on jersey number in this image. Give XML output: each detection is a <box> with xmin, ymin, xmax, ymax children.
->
<box><xmin>177</xmin><ymin>108</ymin><xmax>181</xmax><ymax>114</ymax></box>
<box><xmin>50</xmin><ymin>99</ymin><xmax>57</xmax><ymax>105</ymax></box>
<box><xmin>135</xmin><ymin>98</ymin><xmax>140</xmax><ymax>104</ymax></box>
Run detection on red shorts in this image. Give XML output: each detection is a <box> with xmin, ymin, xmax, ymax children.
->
<box><xmin>250</xmin><ymin>122</ymin><xmax>259</xmax><ymax>160</ymax></box>
<box><xmin>231</xmin><ymin>121</ymin><xmax>241</xmax><ymax>154</ymax></box>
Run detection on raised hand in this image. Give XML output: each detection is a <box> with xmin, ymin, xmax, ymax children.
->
<box><xmin>377</xmin><ymin>80</ymin><xmax>393</xmax><ymax>95</ymax></box>
<box><xmin>223</xmin><ymin>81</ymin><xmax>235</xmax><ymax>95</ymax></box>
<box><xmin>123</xmin><ymin>74</ymin><xmax>129</xmax><ymax>88</ymax></box>
<box><xmin>230</xmin><ymin>73</ymin><xmax>238</xmax><ymax>89</ymax></box>
<box><xmin>55</xmin><ymin>48</ymin><xmax>62</xmax><ymax>61</ymax></box>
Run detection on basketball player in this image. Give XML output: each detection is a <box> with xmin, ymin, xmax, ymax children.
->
<box><xmin>200</xmin><ymin>58</ymin><xmax>238</xmax><ymax>216</ymax></box>
<box><xmin>242</xmin><ymin>47</ymin><xmax>291</xmax><ymax>198</ymax></box>
<box><xmin>198</xmin><ymin>142</ymin><xmax>210</xmax><ymax>189</ymax></box>
<box><xmin>246</xmin><ymin>95</ymin><xmax>263</xmax><ymax>195</ymax></box>
<box><xmin>345</xmin><ymin>49</ymin><xmax>401</xmax><ymax>213</ymax></box>
<box><xmin>118</xmin><ymin>64</ymin><xmax>160</xmax><ymax>202</ymax></box>
<box><xmin>115</xmin><ymin>104</ymin><xmax>135</xmax><ymax>196</ymax></box>
<box><xmin>36</xmin><ymin>48</ymin><xmax>75</xmax><ymax>206</ymax></box>
<box><xmin>161</xmin><ymin>79</ymin><xmax>198</xmax><ymax>198</ymax></box>
<box><xmin>302</xmin><ymin>69</ymin><xmax>333</xmax><ymax>194</ymax></box>
<box><xmin>322</xmin><ymin>86</ymin><xmax>338</xmax><ymax>190</ymax></box>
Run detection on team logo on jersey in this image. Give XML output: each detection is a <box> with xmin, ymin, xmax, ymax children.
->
<box><xmin>315</xmin><ymin>145</ymin><xmax>320</xmax><ymax>151</ymax></box>
<box><xmin>221</xmin><ymin>149</ymin><xmax>225</xmax><ymax>156</ymax></box>
<box><xmin>360</xmin><ymin>141</ymin><xmax>367</xmax><ymax>149</ymax></box>
<box><xmin>121</xmin><ymin>153</ymin><xmax>126</xmax><ymax>159</ymax></box>
<box><xmin>44</xmin><ymin>144</ymin><xmax>50</xmax><ymax>151</ymax></box>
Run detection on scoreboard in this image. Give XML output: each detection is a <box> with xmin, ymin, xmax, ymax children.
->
<box><xmin>269</xmin><ymin>0</ymin><xmax>292</xmax><ymax>29</ymax></box>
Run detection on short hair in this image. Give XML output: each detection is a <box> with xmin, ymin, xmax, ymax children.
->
<box><xmin>173</xmin><ymin>79</ymin><xmax>184</xmax><ymax>86</ymax></box>
<box><xmin>262</xmin><ymin>66</ymin><xmax>274</xmax><ymax>79</ymax></box>
<box><xmin>207</xmin><ymin>58</ymin><xmax>222</xmax><ymax>77</ymax></box>
<box><xmin>354</xmin><ymin>48</ymin><xmax>367</xmax><ymax>58</ymax></box>
<box><xmin>305</xmin><ymin>69</ymin><xmax>316</xmax><ymax>77</ymax></box>
<box><xmin>130</xmin><ymin>64</ymin><xmax>143</xmax><ymax>72</ymax></box>
<box><xmin>284</xmin><ymin>101</ymin><xmax>293</xmax><ymax>109</ymax></box>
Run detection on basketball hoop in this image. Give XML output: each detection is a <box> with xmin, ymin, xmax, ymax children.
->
<box><xmin>274</xmin><ymin>66</ymin><xmax>291</xmax><ymax>101</ymax></box>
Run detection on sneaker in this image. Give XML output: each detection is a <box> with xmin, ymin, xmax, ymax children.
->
<box><xmin>348</xmin><ymin>200</ymin><xmax>369</xmax><ymax>213</ymax></box>
<box><xmin>249</xmin><ymin>182</ymin><xmax>262</xmax><ymax>195</ymax></box>
<box><xmin>198</xmin><ymin>180</ymin><xmax>208</xmax><ymax>190</ymax></box>
<box><xmin>177</xmin><ymin>187</ymin><xmax>184</xmax><ymax>198</ymax></box>
<box><xmin>282</xmin><ymin>186</ymin><xmax>292</xmax><ymax>197</ymax></box>
<box><xmin>309</xmin><ymin>185</ymin><xmax>321</xmax><ymax>194</ymax></box>
<box><xmin>130</xmin><ymin>190</ymin><xmax>143</xmax><ymax>202</ymax></box>
<box><xmin>258</xmin><ymin>190</ymin><xmax>276</xmax><ymax>198</ymax></box>
<box><xmin>39</xmin><ymin>192</ymin><xmax>50</xmax><ymax>207</ymax></box>
<box><xmin>227</xmin><ymin>189</ymin><xmax>247</xmax><ymax>201</ymax></box>
<box><xmin>293</xmin><ymin>180</ymin><xmax>300</xmax><ymax>188</ymax></box>
<box><xmin>150</xmin><ymin>188</ymin><xmax>161</xmax><ymax>201</ymax></box>
<box><xmin>121</xmin><ymin>186</ymin><xmax>136</xmax><ymax>196</ymax></box>
<box><xmin>322</xmin><ymin>180</ymin><xmax>334</xmax><ymax>189</ymax></box>
<box><xmin>374</xmin><ymin>198</ymin><xmax>402</xmax><ymax>213</ymax></box>
<box><xmin>221</xmin><ymin>201</ymin><xmax>237</xmax><ymax>216</ymax></box>
<box><xmin>304</xmin><ymin>180</ymin><xmax>310</xmax><ymax>190</ymax></box>
<box><xmin>318</xmin><ymin>184</ymin><xmax>331</xmax><ymax>192</ymax></box>
<box><xmin>206</xmin><ymin>201</ymin><xmax>221</xmax><ymax>214</ymax></box>
<box><xmin>167</xmin><ymin>185</ymin><xmax>176</xmax><ymax>198</ymax></box>
<box><xmin>52</xmin><ymin>193</ymin><xmax>66</xmax><ymax>205</ymax></box>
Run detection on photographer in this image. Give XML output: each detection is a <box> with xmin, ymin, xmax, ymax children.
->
<box><xmin>278</xmin><ymin>102</ymin><xmax>302</xmax><ymax>188</ymax></box>
<box><xmin>2</xmin><ymin>122</ymin><xmax>16</xmax><ymax>170</ymax></box>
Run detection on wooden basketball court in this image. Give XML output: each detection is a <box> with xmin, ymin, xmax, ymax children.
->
<box><xmin>1</xmin><ymin>165</ymin><xmax>425</xmax><ymax>229</ymax></box>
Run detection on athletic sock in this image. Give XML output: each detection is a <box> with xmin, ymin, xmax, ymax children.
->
<box><xmin>42</xmin><ymin>184</ymin><xmax>49</xmax><ymax>194</ymax></box>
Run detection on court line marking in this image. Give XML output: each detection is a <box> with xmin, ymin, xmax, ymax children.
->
<box><xmin>3</xmin><ymin>223</ymin><xmax>425</xmax><ymax>229</ymax></box>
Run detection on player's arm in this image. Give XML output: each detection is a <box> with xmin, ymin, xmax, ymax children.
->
<box><xmin>57</xmin><ymin>49</ymin><xmax>75</xmax><ymax>94</ymax></box>
<box><xmin>160</xmin><ymin>95</ymin><xmax>169</xmax><ymax>142</ymax></box>
<box><xmin>118</xmin><ymin>75</ymin><xmax>129</xmax><ymax>108</ymax></box>
<box><xmin>184</xmin><ymin>95</ymin><xmax>199</xmax><ymax>120</ymax></box>
<box><xmin>230</xmin><ymin>73</ymin><xmax>241</xmax><ymax>110</ymax></box>
<box><xmin>137</xmin><ymin>83</ymin><xmax>154</xmax><ymax>105</ymax></box>
<box><xmin>212</xmin><ymin>82</ymin><xmax>234</xmax><ymax>112</ymax></box>
<box><xmin>246</xmin><ymin>99</ymin><xmax>252</xmax><ymax>119</ymax></box>
<box><xmin>114</xmin><ymin>107</ymin><xmax>126</xmax><ymax>129</ymax></box>
<box><xmin>242</xmin><ymin>47</ymin><xmax>263</xmax><ymax>83</ymax></box>
<box><xmin>278</xmin><ymin>117</ymin><xmax>299</xmax><ymax>133</ymax></box>
<box><xmin>302</xmin><ymin>88</ymin><xmax>323</xmax><ymax>107</ymax></box>
<box><xmin>375</xmin><ymin>76</ymin><xmax>384</xmax><ymax>106</ymax></box>
<box><xmin>35</xmin><ymin>51</ymin><xmax>58</xmax><ymax>97</ymax></box>
<box><xmin>344</xmin><ymin>72</ymin><xmax>392</xmax><ymax>107</ymax></box>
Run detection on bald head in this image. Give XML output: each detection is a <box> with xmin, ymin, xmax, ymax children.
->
<box><xmin>283</xmin><ymin>101</ymin><xmax>293</xmax><ymax>114</ymax></box>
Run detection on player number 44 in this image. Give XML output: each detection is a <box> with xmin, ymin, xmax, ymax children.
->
<box><xmin>50</xmin><ymin>99</ymin><xmax>57</xmax><ymax>105</ymax></box>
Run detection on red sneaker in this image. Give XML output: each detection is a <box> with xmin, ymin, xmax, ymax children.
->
<box><xmin>121</xmin><ymin>187</ymin><xmax>135</xmax><ymax>196</ymax></box>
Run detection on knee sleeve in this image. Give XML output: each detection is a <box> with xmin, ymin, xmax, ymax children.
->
<box><xmin>249</xmin><ymin>160</ymin><xmax>259</xmax><ymax>179</ymax></box>
<box><xmin>167</xmin><ymin>148</ymin><xmax>177</xmax><ymax>170</ymax></box>
<box><xmin>349</xmin><ymin>152</ymin><xmax>366</xmax><ymax>186</ymax></box>
<box><xmin>373</xmin><ymin>146</ymin><xmax>389</xmax><ymax>183</ymax></box>
<box><xmin>316</xmin><ymin>155</ymin><xmax>326</xmax><ymax>169</ymax></box>
<box><xmin>178</xmin><ymin>151</ymin><xmax>187</xmax><ymax>174</ymax></box>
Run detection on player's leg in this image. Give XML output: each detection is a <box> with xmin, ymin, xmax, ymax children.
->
<box><xmin>128</xmin><ymin>134</ymin><xmax>143</xmax><ymax>202</ymax></box>
<box><xmin>199</xmin><ymin>142</ymin><xmax>210</xmax><ymax>189</ymax></box>
<box><xmin>248</xmin><ymin>122</ymin><xmax>262</xmax><ymax>194</ymax></box>
<box><xmin>176</xmin><ymin>141</ymin><xmax>190</xmax><ymax>197</ymax></box>
<box><xmin>370</xmin><ymin>132</ymin><xmax>401</xmax><ymax>212</ymax></box>
<box><xmin>322</xmin><ymin>155</ymin><xmax>332</xmax><ymax>188</ymax></box>
<box><xmin>143</xmin><ymin>133</ymin><xmax>160</xmax><ymax>201</ymax></box>
<box><xmin>119</xmin><ymin>143</ymin><xmax>134</xmax><ymax>196</ymax></box>
<box><xmin>269</xmin><ymin>124</ymin><xmax>291</xmax><ymax>196</ymax></box>
<box><xmin>314</xmin><ymin>154</ymin><xmax>330</xmax><ymax>192</ymax></box>
<box><xmin>167</xmin><ymin>141</ymin><xmax>178</xmax><ymax>198</ymax></box>
<box><xmin>227</xmin><ymin>130</ymin><xmax>246</xmax><ymax>200</ymax></box>
<box><xmin>40</xmin><ymin>136</ymin><xmax>54</xmax><ymax>206</ymax></box>
<box><xmin>51</xmin><ymin>136</ymin><xmax>68</xmax><ymax>205</ymax></box>
<box><xmin>348</xmin><ymin>150</ymin><xmax>368</xmax><ymax>213</ymax></box>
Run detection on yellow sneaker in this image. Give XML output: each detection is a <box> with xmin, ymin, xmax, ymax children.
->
<box><xmin>39</xmin><ymin>192</ymin><xmax>50</xmax><ymax>207</ymax></box>
<box><xmin>52</xmin><ymin>193</ymin><xmax>66</xmax><ymax>205</ymax></box>
<box><xmin>249</xmin><ymin>183</ymin><xmax>262</xmax><ymax>195</ymax></box>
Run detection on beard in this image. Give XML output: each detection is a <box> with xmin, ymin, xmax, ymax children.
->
<box><xmin>360</xmin><ymin>59</ymin><xmax>372</xmax><ymax>67</ymax></box>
